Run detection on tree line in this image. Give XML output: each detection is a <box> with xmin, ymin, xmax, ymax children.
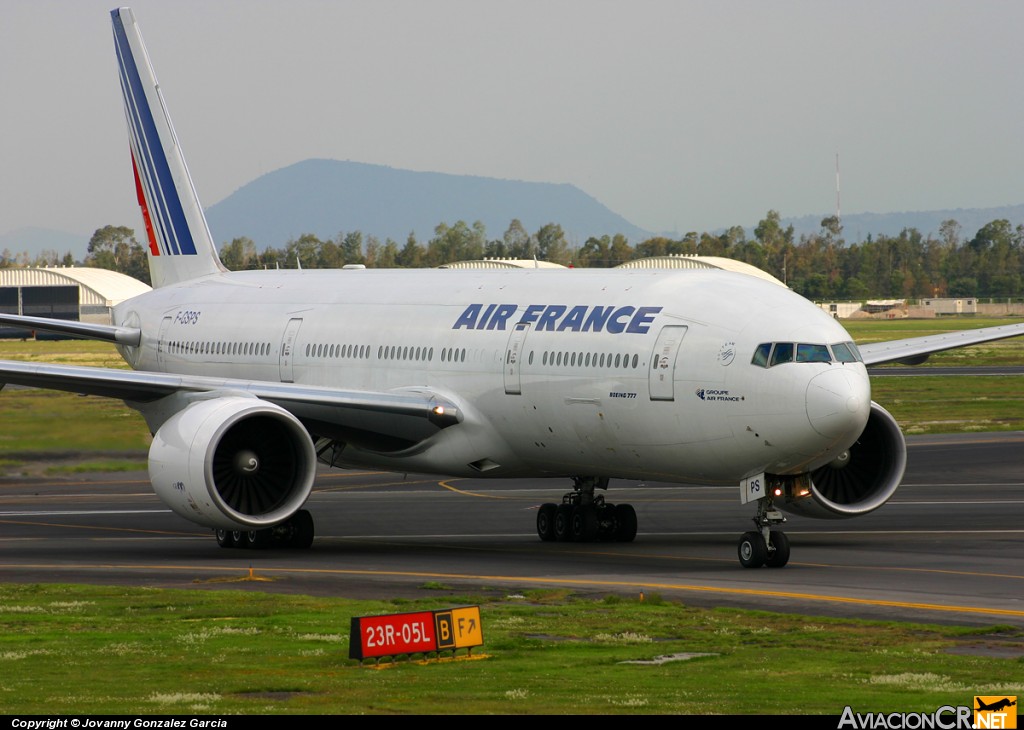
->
<box><xmin>5</xmin><ymin>212</ymin><xmax>1024</xmax><ymax>300</ymax></box>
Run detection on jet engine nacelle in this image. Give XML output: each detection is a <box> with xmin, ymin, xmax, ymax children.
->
<box><xmin>148</xmin><ymin>396</ymin><xmax>316</xmax><ymax>529</ymax></box>
<box><xmin>775</xmin><ymin>401</ymin><xmax>907</xmax><ymax>519</ymax></box>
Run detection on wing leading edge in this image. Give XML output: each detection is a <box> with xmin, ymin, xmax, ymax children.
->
<box><xmin>0</xmin><ymin>358</ymin><xmax>461</xmax><ymax>446</ymax></box>
<box><xmin>858</xmin><ymin>321</ymin><xmax>1024</xmax><ymax>366</ymax></box>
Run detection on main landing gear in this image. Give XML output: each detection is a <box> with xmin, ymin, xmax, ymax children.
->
<box><xmin>214</xmin><ymin>509</ymin><xmax>315</xmax><ymax>550</ymax></box>
<box><xmin>737</xmin><ymin>496</ymin><xmax>789</xmax><ymax>568</ymax></box>
<box><xmin>536</xmin><ymin>476</ymin><xmax>637</xmax><ymax>543</ymax></box>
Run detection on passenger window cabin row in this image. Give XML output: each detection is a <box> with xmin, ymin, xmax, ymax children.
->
<box><xmin>164</xmin><ymin>338</ymin><xmax>650</xmax><ymax>373</ymax></box>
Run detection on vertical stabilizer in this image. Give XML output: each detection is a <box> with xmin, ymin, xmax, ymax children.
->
<box><xmin>111</xmin><ymin>7</ymin><xmax>226</xmax><ymax>288</ymax></box>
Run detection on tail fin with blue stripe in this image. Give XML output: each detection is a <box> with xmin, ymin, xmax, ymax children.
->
<box><xmin>111</xmin><ymin>7</ymin><xmax>226</xmax><ymax>288</ymax></box>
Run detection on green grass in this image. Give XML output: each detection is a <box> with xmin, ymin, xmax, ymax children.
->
<box><xmin>0</xmin><ymin>338</ymin><xmax>130</xmax><ymax>369</ymax></box>
<box><xmin>871</xmin><ymin>376</ymin><xmax>1024</xmax><ymax>434</ymax></box>
<box><xmin>0</xmin><ymin>584</ymin><xmax>1020</xmax><ymax>714</ymax></box>
<box><xmin>0</xmin><ymin>340</ymin><xmax>149</xmax><ymax>457</ymax></box>
<box><xmin>846</xmin><ymin>317</ymin><xmax>1024</xmax><ymax>433</ymax></box>
<box><xmin>0</xmin><ymin>388</ymin><xmax>151</xmax><ymax>454</ymax></box>
<box><xmin>43</xmin><ymin>459</ymin><xmax>149</xmax><ymax>475</ymax></box>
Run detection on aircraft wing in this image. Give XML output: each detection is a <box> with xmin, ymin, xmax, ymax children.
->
<box><xmin>0</xmin><ymin>359</ymin><xmax>461</xmax><ymax>447</ymax></box>
<box><xmin>858</xmin><ymin>321</ymin><xmax>1024</xmax><ymax>366</ymax></box>
<box><xmin>0</xmin><ymin>314</ymin><xmax>142</xmax><ymax>346</ymax></box>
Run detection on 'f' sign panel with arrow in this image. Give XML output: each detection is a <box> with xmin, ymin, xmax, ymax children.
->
<box><xmin>350</xmin><ymin>606</ymin><xmax>483</xmax><ymax>661</ymax></box>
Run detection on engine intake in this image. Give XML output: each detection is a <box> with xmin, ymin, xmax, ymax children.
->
<box><xmin>148</xmin><ymin>397</ymin><xmax>316</xmax><ymax>529</ymax></box>
<box><xmin>774</xmin><ymin>401</ymin><xmax>906</xmax><ymax>519</ymax></box>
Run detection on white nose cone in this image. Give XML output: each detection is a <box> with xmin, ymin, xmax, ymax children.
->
<box><xmin>805</xmin><ymin>368</ymin><xmax>870</xmax><ymax>440</ymax></box>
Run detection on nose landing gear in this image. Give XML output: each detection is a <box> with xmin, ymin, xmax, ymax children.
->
<box><xmin>738</xmin><ymin>496</ymin><xmax>789</xmax><ymax>568</ymax></box>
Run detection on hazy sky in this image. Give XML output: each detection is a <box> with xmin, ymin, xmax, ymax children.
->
<box><xmin>2</xmin><ymin>0</ymin><xmax>1023</xmax><ymax>242</ymax></box>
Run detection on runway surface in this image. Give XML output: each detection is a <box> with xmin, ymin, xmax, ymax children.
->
<box><xmin>1</xmin><ymin>432</ymin><xmax>1023</xmax><ymax>627</ymax></box>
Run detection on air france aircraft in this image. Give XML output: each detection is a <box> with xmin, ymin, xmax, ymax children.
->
<box><xmin>3</xmin><ymin>8</ymin><xmax>1024</xmax><ymax>567</ymax></box>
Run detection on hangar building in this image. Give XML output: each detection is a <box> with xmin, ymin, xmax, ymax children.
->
<box><xmin>440</xmin><ymin>255</ymin><xmax>786</xmax><ymax>285</ymax></box>
<box><xmin>614</xmin><ymin>255</ymin><xmax>787</xmax><ymax>287</ymax></box>
<box><xmin>0</xmin><ymin>267</ymin><xmax>150</xmax><ymax>338</ymax></box>
<box><xmin>438</xmin><ymin>258</ymin><xmax>568</xmax><ymax>269</ymax></box>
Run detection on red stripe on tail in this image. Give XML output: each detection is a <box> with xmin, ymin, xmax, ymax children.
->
<box><xmin>132</xmin><ymin>151</ymin><xmax>160</xmax><ymax>257</ymax></box>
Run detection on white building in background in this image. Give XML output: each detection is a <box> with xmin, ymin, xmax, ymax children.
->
<box><xmin>441</xmin><ymin>255</ymin><xmax>790</xmax><ymax>286</ymax></box>
<box><xmin>918</xmin><ymin>297</ymin><xmax>977</xmax><ymax>315</ymax></box>
<box><xmin>0</xmin><ymin>267</ymin><xmax>150</xmax><ymax>336</ymax></box>
<box><xmin>615</xmin><ymin>255</ymin><xmax>788</xmax><ymax>288</ymax></box>
<box><xmin>438</xmin><ymin>258</ymin><xmax>568</xmax><ymax>269</ymax></box>
<box><xmin>818</xmin><ymin>302</ymin><xmax>864</xmax><ymax>319</ymax></box>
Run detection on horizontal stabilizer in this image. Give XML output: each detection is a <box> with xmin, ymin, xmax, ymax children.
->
<box><xmin>0</xmin><ymin>314</ymin><xmax>141</xmax><ymax>346</ymax></box>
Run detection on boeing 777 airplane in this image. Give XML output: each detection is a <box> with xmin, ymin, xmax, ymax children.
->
<box><xmin>2</xmin><ymin>8</ymin><xmax>1024</xmax><ymax>567</ymax></box>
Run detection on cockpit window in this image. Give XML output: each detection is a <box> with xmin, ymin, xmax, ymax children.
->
<box><xmin>831</xmin><ymin>341</ymin><xmax>862</xmax><ymax>363</ymax></box>
<box><xmin>751</xmin><ymin>343</ymin><xmax>771</xmax><ymax>367</ymax></box>
<box><xmin>796</xmin><ymin>343</ymin><xmax>831</xmax><ymax>363</ymax></box>
<box><xmin>769</xmin><ymin>342</ymin><xmax>794</xmax><ymax>366</ymax></box>
<box><xmin>753</xmin><ymin>340</ymin><xmax>863</xmax><ymax>368</ymax></box>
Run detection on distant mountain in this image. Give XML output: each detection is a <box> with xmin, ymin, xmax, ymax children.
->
<box><xmin>6</xmin><ymin>164</ymin><xmax>1023</xmax><ymax>263</ymax></box>
<box><xmin>0</xmin><ymin>227</ymin><xmax>88</xmax><ymax>262</ymax></box>
<box><xmin>204</xmin><ymin>159</ymin><xmax>652</xmax><ymax>248</ymax></box>
<box><xmin>775</xmin><ymin>204</ymin><xmax>1024</xmax><ymax>241</ymax></box>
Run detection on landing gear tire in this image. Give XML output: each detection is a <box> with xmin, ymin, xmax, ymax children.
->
<box><xmin>571</xmin><ymin>506</ymin><xmax>599</xmax><ymax>542</ymax></box>
<box><xmin>554</xmin><ymin>504</ymin><xmax>574</xmax><ymax>542</ymax></box>
<box><xmin>288</xmin><ymin>509</ymin><xmax>315</xmax><ymax>549</ymax></box>
<box><xmin>765</xmin><ymin>530</ymin><xmax>790</xmax><ymax>568</ymax></box>
<box><xmin>215</xmin><ymin>528</ymin><xmax>236</xmax><ymax>548</ymax></box>
<box><xmin>614</xmin><ymin>504</ymin><xmax>638</xmax><ymax>542</ymax></box>
<box><xmin>537</xmin><ymin>503</ymin><xmax>558</xmax><ymax>542</ymax></box>
<box><xmin>246</xmin><ymin>528</ymin><xmax>273</xmax><ymax>549</ymax></box>
<box><xmin>738</xmin><ymin>531</ymin><xmax>767</xmax><ymax>568</ymax></box>
<box><xmin>596</xmin><ymin>504</ymin><xmax>619</xmax><ymax>541</ymax></box>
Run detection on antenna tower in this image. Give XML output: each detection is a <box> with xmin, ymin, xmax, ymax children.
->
<box><xmin>835</xmin><ymin>152</ymin><xmax>841</xmax><ymax>225</ymax></box>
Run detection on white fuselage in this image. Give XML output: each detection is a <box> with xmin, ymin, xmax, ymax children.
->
<box><xmin>115</xmin><ymin>267</ymin><xmax>871</xmax><ymax>485</ymax></box>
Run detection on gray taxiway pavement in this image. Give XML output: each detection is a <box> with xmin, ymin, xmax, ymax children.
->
<box><xmin>1</xmin><ymin>431</ymin><xmax>1023</xmax><ymax>627</ymax></box>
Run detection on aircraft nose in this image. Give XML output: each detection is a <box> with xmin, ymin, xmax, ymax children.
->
<box><xmin>805</xmin><ymin>368</ymin><xmax>870</xmax><ymax>440</ymax></box>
